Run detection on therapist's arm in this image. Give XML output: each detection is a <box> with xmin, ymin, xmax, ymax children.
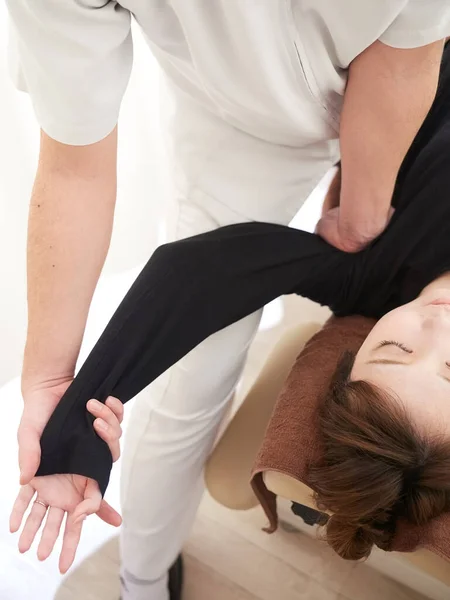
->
<box><xmin>18</xmin><ymin>129</ymin><xmax>118</xmax><ymax>484</ymax></box>
<box><xmin>336</xmin><ymin>39</ymin><xmax>443</xmax><ymax>251</ymax></box>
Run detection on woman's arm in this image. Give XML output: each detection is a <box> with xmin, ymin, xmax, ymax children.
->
<box><xmin>336</xmin><ymin>39</ymin><xmax>444</xmax><ymax>251</ymax></box>
<box><xmin>36</xmin><ymin>223</ymin><xmax>353</xmax><ymax>494</ymax></box>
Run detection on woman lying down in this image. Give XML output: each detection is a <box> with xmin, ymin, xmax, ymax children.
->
<box><xmin>11</xmin><ymin>47</ymin><xmax>450</xmax><ymax>570</ymax></box>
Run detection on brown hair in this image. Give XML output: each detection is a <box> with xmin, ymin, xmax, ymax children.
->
<box><xmin>308</xmin><ymin>352</ymin><xmax>450</xmax><ymax>561</ymax></box>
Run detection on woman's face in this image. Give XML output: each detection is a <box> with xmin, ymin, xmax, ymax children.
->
<box><xmin>352</xmin><ymin>286</ymin><xmax>450</xmax><ymax>433</ymax></box>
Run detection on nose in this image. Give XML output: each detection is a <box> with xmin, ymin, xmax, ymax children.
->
<box><xmin>422</xmin><ymin>306</ymin><xmax>450</xmax><ymax>326</ymax></box>
<box><xmin>419</xmin><ymin>311</ymin><xmax>450</xmax><ymax>353</ymax></box>
<box><xmin>420</xmin><ymin>309</ymin><xmax>450</xmax><ymax>341</ymax></box>
<box><xmin>423</xmin><ymin>313</ymin><xmax>439</xmax><ymax>328</ymax></box>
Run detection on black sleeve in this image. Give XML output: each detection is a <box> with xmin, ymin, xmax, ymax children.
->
<box><xmin>37</xmin><ymin>222</ymin><xmax>356</xmax><ymax>494</ymax></box>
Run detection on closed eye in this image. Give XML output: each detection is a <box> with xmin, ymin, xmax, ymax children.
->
<box><xmin>377</xmin><ymin>340</ymin><xmax>413</xmax><ymax>354</ymax></box>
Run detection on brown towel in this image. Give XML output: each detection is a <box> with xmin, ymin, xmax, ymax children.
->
<box><xmin>251</xmin><ymin>316</ymin><xmax>450</xmax><ymax>559</ymax></box>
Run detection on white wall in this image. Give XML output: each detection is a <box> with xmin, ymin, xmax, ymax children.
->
<box><xmin>0</xmin><ymin>8</ymin><xmax>171</xmax><ymax>385</ymax></box>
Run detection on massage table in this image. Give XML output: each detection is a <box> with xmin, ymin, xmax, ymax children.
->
<box><xmin>205</xmin><ymin>320</ymin><xmax>450</xmax><ymax>600</ymax></box>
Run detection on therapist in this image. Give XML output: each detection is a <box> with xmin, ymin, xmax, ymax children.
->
<box><xmin>5</xmin><ymin>2</ymin><xmax>450</xmax><ymax>599</ymax></box>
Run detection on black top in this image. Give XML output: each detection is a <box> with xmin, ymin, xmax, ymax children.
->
<box><xmin>36</xmin><ymin>44</ymin><xmax>450</xmax><ymax>495</ymax></box>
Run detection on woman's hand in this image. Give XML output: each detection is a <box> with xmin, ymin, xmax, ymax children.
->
<box><xmin>10</xmin><ymin>396</ymin><xmax>124</xmax><ymax>573</ymax></box>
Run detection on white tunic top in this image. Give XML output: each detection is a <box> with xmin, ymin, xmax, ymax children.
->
<box><xmin>6</xmin><ymin>0</ymin><xmax>450</xmax><ymax>146</ymax></box>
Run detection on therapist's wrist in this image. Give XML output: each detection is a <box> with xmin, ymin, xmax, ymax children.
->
<box><xmin>22</xmin><ymin>341</ymin><xmax>77</xmax><ymax>393</ymax></box>
<box><xmin>21</xmin><ymin>366</ymin><xmax>75</xmax><ymax>399</ymax></box>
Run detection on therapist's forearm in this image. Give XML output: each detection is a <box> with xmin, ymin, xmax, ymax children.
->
<box><xmin>22</xmin><ymin>130</ymin><xmax>118</xmax><ymax>390</ymax></box>
<box><xmin>338</xmin><ymin>40</ymin><xmax>444</xmax><ymax>245</ymax></box>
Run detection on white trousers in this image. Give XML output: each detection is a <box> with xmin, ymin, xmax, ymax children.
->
<box><xmin>119</xmin><ymin>93</ymin><xmax>337</xmax><ymax>600</ymax></box>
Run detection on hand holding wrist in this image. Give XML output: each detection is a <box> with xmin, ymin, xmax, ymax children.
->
<box><xmin>337</xmin><ymin>211</ymin><xmax>392</xmax><ymax>252</ymax></box>
<box><xmin>316</xmin><ymin>206</ymin><xmax>393</xmax><ymax>253</ymax></box>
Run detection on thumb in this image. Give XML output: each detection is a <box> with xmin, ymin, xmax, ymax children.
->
<box><xmin>97</xmin><ymin>499</ymin><xmax>122</xmax><ymax>527</ymax></box>
<box><xmin>17</xmin><ymin>424</ymin><xmax>41</xmax><ymax>485</ymax></box>
<box><xmin>71</xmin><ymin>478</ymin><xmax>103</xmax><ymax>523</ymax></box>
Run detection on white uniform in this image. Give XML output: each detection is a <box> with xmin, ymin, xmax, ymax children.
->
<box><xmin>6</xmin><ymin>2</ymin><xmax>450</xmax><ymax>599</ymax></box>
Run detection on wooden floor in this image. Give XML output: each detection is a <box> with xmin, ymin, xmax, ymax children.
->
<box><xmin>55</xmin><ymin>494</ymin><xmax>427</xmax><ymax>600</ymax></box>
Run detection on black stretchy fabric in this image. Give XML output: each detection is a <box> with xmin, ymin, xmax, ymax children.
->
<box><xmin>37</xmin><ymin>44</ymin><xmax>450</xmax><ymax>495</ymax></box>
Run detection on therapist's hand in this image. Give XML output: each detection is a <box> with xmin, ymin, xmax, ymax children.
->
<box><xmin>317</xmin><ymin>165</ymin><xmax>370</xmax><ymax>252</ymax></box>
<box><xmin>10</xmin><ymin>473</ymin><xmax>121</xmax><ymax>573</ymax></box>
<box><xmin>11</xmin><ymin>395</ymin><xmax>124</xmax><ymax>573</ymax></box>
<box><xmin>18</xmin><ymin>380</ymin><xmax>123</xmax><ymax>484</ymax></box>
<box><xmin>317</xmin><ymin>206</ymin><xmax>394</xmax><ymax>253</ymax></box>
<box><xmin>321</xmin><ymin>166</ymin><xmax>342</xmax><ymax>217</ymax></box>
<box><xmin>18</xmin><ymin>379</ymin><xmax>72</xmax><ymax>485</ymax></box>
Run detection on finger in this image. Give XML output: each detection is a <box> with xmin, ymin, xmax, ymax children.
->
<box><xmin>87</xmin><ymin>400</ymin><xmax>122</xmax><ymax>435</ymax></box>
<box><xmin>10</xmin><ymin>485</ymin><xmax>35</xmax><ymax>533</ymax></box>
<box><xmin>37</xmin><ymin>507</ymin><xmax>65</xmax><ymax>561</ymax></box>
<box><xmin>94</xmin><ymin>419</ymin><xmax>120</xmax><ymax>462</ymax></box>
<box><xmin>59</xmin><ymin>515</ymin><xmax>84</xmax><ymax>574</ymax></box>
<box><xmin>105</xmin><ymin>396</ymin><xmax>124</xmax><ymax>424</ymax></box>
<box><xmin>321</xmin><ymin>193</ymin><xmax>337</xmax><ymax>216</ymax></box>
<box><xmin>18</xmin><ymin>500</ymin><xmax>48</xmax><ymax>553</ymax></box>
<box><xmin>59</xmin><ymin>480</ymin><xmax>101</xmax><ymax>574</ymax></box>
<box><xmin>17</xmin><ymin>425</ymin><xmax>41</xmax><ymax>485</ymax></box>
<box><xmin>71</xmin><ymin>478</ymin><xmax>102</xmax><ymax>523</ymax></box>
<box><xmin>87</xmin><ymin>399</ymin><xmax>122</xmax><ymax>460</ymax></box>
<box><xmin>93</xmin><ymin>419</ymin><xmax>120</xmax><ymax>462</ymax></box>
<box><xmin>96</xmin><ymin>499</ymin><xmax>122</xmax><ymax>527</ymax></box>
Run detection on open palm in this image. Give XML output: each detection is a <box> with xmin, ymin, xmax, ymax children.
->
<box><xmin>12</xmin><ymin>393</ymin><xmax>124</xmax><ymax>572</ymax></box>
<box><xmin>10</xmin><ymin>473</ymin><xmax>120</xmax><ymax>573</ymax></box>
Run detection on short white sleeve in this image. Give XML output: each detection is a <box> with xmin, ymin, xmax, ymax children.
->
<box><xmin>6</xmin><ymin>0</ymin><xmax>133</xmax><ymax>145</ymax></box>
<box><xmin>379</xmin><ymin>0</ymin><xmax>450</xmax><ymax>49</ymax></box>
